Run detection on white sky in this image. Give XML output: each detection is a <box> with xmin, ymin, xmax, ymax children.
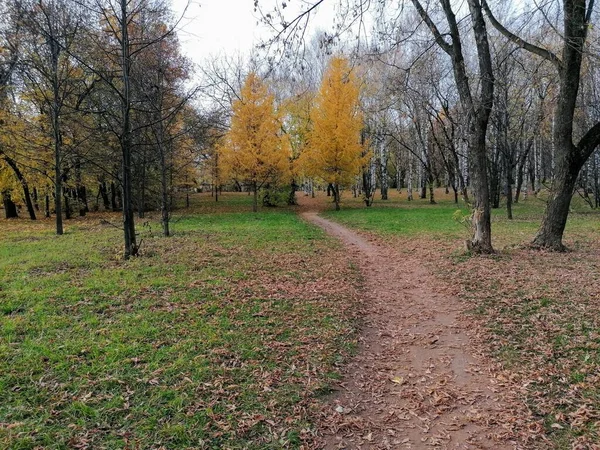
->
<box><xmin>171</xmin><ymin>0</ymin><xmax>338</xmax><ymax>66</ymax></box>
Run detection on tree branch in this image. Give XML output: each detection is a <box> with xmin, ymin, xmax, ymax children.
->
<box><xmin>410</xmin><ymin>0</ymin><xmax>452</xmax><ymax>55</ymax></box>
<box><xmin>481</xmin><ymin>0</ymin><xmax>563</xmax><ymax>69</ymax></box>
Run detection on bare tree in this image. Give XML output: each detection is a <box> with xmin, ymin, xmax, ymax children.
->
<box><xmin>483</xmin><ymin>0</ymin><xmax>600</xmax><ymax>250</ymax></box>
<box><xmin>411</xmin><ymin>0</ymin><xmax>495</xmax><ymax>253</ymax></box>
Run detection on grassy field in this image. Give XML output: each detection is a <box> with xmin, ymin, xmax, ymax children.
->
<box><xmin>322</xmin><ymin>188</ymin><xmax>600</xmax><ymax>448</ymax></box>
<box><xmin>3</xmin><ymin>188</ymin><xmax>600</xmax><ymax>449</ymax></box>
<box><xmin>0</xmin><ymin>194</ymin><xmax>360</xmax><ymax>449</ymax></box>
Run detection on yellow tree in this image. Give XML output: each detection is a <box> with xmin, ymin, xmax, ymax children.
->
<box><xmin>282</xmin><ymin>89</ymin><xmax>314</xmax><ymax>202</ymax></box>
<box><xmin>222</xmin><ymin>72</ymin><xmax>289</xmax><ymax>212</ymax></box>
<box><xmin>301</xmin><ymin>56</ymin><xmax>367</xmax><ymax>210</ymax></box>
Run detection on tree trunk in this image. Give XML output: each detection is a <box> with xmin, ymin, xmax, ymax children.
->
<box><xmin>2</xmin><ymin>191</ymin><xmax>18</xmax><ymax>218</ymax></box>
<box><xmin>505</xmin><ymin>151</ymin><xmax>514</xmax><ymax>220</ymax></box>
<box><xmin>64</xmin><ymin>194</ymin><xmax>71</xmax><ymax>220</ymax></box>
<box><xmin>287</xmin><ymin>180</ymin><xmax>297</xmax><ymax>205</ymax></box>
<box><xmin>532</xmin><ymin>160</ymin><xmax>579</xmax><ymax>251</ymax></box>
<box><xmin>110</xmin><ymin>182</ymin><xmax>118</xmax><ymax>211</ymax></box>
<box><xmin>465</xmin><ymin>119</ymin><xmax>494</xmax><ymax>253</ymax></box>
<box><xmin>428</xmin><ymin>176</ymin><xmax>436</xmax><ymax>204</ymax></box>
<box><xmin>120</xmin><ymin>0</ymin><xmax>137</xmax><ymax>258</ymax></box>
<box><xmin>252</xmin><ymin>183</ymin><xmax>258</xmax><ymax>212</ymax></box>
<box><xmin>100</xmin><ymin>182</ymin><xmax>110</xmax><ymax>210</ymax></box>
<box><xmin>2</xmin><ymin>154</ymin><xmax>36</xmax><ymax>220</ymax></box>
<box><xmin>327</xmin><ymin>183</ymin><xmax>333</xmax><ymax>197</ymax></box>
<box><xmin>334</xmin><ymin>183</ymin><xmax>341</xmax><ymax>211</ymax></box>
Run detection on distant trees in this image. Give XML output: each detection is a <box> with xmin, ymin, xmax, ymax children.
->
<box><xmin>0</xmin><ymin>0</ymin><xmax>203</xmax><ymax>258</ymax></box>
<box><xmin>3</xmin><ymin>0</ymin><xmax>600</xmax><ymax>254</ymax></box>
<box><xmin>410</xmin><ymin>0</ymin><xmax>495</xmax><ymax>253</ymax></box>
<box><xmin>483</xmin><ymin>0</ymin><xmax>600</xmax><ymax>251</ymax></box>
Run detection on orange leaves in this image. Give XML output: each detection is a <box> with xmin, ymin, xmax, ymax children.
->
<box><xmin>221</xmin><ymin>72</ymin><xmax>290</xmax><ymax>191</ymax></box>
<box><xmin>299</xmin><ymin>56</ymin><xmax>369</xmax><ymax>187</ymax></box>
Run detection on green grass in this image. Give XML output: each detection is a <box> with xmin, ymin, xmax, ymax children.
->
<box><xmin>322</xmin><ymin>189</ymin><xmax>600</xmax><ymax>248</ymax></box>
<box><xmin>0</xmin><ymin>194</ymin><xmax>359</xmax><ymax>449</ymax></box>
<box><xmin>319</xmin><ymin>189</ymin><xmax>600</xmax><ymax>447</ymax></box>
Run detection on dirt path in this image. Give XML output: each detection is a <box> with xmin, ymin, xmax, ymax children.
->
<box><xmin>302</xmin><ymin>212</ymin><xmax>517</xmax><ymax>450</ymax></box>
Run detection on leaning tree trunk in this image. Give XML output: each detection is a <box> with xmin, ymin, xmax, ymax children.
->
<box><xmin>532</xmin><ymin>157</ymin><xmax>580</xmax><ymax>251</ymax></box>
<box><xmin>2</xmin><ymin>154</ymin><xmax>36</xmax><ymax>220</ymax></box>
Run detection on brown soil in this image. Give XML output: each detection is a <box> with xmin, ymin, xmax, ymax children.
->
<box><xmin>301</xmin><ymin>211</ymin><xmax>520</xmax><ymax>450</ymax></box>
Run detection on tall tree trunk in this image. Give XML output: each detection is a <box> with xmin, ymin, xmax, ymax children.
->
<box><xmin>110</xmin><ymin>181</ymin><xmax>118</xmax><ymax>211</ymax></box>
<box><xmin>120</xmin><ymin>0</ymin><xmax>137</xmax><ymax>258</ymax></box>
<box><xmin>48</xmin><ymin>19</ymin><xmax>63</xmax><ymax>235</ymax></box>
<box><xmin>428</xmin><ymin>173</ymin><xmax>436</xmax><ymax>204</ymax></box>
<box><xmin>333</xmin><ymin>183</ymin><xmax>340</xmax><ymax>211</ymax></box>
<box><xmin>287</xmin><ymin>180</ymin><xmax>298</xmax><ymax>205</ymax></box>
<box><xmin>327</xmin><ymin>183</ymin><xmax>333</xmax><ymax>197</ymax></box>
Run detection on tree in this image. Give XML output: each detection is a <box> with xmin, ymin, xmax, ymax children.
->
<box><xmin>300</xmin><ymin>56</ymin><xmax>367</xmax><ymax>211</ymax></box>
<box><xmin>483</xmin><ymin>0</ymin><xmax>600</xmax><ymax>251</ymax></box>
<box><xmin>221</xmin><ymin>72</ymin><xmax>289</xmax><ymax>212</ymax></box>
<box><xmin>17</xmin><ymin>0</ymin><xmax>88</xmax><ymax>232</ymax></box>
<box><xmin>411</xmin><ymin>0</ymin><xmax>495</xmax><ymax>253</ymax></box>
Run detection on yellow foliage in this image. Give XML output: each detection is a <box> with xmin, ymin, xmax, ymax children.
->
<box><xmin>221</xmin><ymin>73</ymin><xmax>290</xmax><ymax>190</ymax></box>
<box><xmin>300</xmin><ymin>56</ymin><xmax>368</xmax><ymax>188</ymax></box>
<box><xmin>281</xmin><ymin>90</ymin><xmax>314</xmax><ymax>179</ymax></box>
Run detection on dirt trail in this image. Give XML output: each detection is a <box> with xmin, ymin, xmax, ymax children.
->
<box><xmin>302</xmin><ymin>212</ymin><xmax>516</xmax><ymax>450</ymax></box>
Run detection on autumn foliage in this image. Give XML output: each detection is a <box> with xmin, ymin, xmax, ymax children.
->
<box><xmin>221</xmin><ymin>73</ymin><xmax>290</xmax><ymax>211</ymax></box>
<box><xmin>300</xmin><ymin>57</ymin><xmax>368</xmax><ymax>210</ymax></box>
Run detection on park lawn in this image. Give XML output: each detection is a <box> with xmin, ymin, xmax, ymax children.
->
<box><xmin>0</xmin><ymin>193</ymin><xmax>360</xmax><ymax>449</ymax></box>
<box><xmin>321</xmin><ymin>188</ymin><xmax>600</xmax><ymax>448</ymax></box>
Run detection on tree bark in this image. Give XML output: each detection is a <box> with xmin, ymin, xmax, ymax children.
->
<box><xmin>334</xmin><ymin>183</ymin><xmax>341</xmax><ymax>210</ymax></box>
<box><xmin>2</xmin><ymin>154</ymin><xmax>36</xmax><ymax>220</ymax></box>
<box><xmin>2</xmin><ymin>191</ymin><xmax>18</xmax><ymax>218</ymax></box>
<box><xmin>120</xmin><ymin>0</ymin><xmax>137</xmax><ymax>258</ymax></box>
<box><xmin>99</xmin><ymin>182</ymin><xmax>110</xmax><ymax>210</ymax></box>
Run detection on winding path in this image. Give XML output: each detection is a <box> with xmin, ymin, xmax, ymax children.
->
<box><xmin>302</xmin><ymin>212</ymin><xmax>516</xmax><ymax>450</ymax></box>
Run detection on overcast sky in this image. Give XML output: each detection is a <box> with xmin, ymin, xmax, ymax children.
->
<box><xmin>171</xmin><ymin>0</ymin><xmax>338</xmax><ymax>66</ymax></box>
